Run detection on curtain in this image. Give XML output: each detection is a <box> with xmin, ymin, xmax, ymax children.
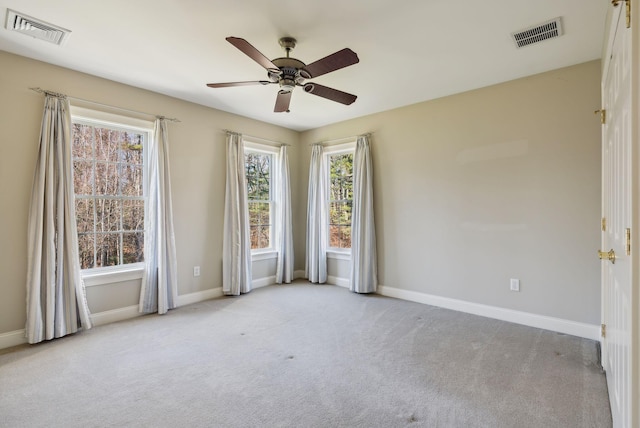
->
<box><xmin>25</xmin><ymin>94</ymin><xmax>92</xmax><ymax>344</ymax></box>
<box><xmin>139</xmin><ymin>118</ymin><xmax>179</xmax><ymax>314</ymax></box>
<box><xmin>305</xmin><ymin>144</ymin><xmax>328</xmax><ymax>283</ymax></box>
<box><xmin>275</xmin><ymin>145</ymin><xmax>294</xmax><ymax>283</ymax></box>
<box><xmin>223</xmin><ymin>132</ymin><xmax>252</xmax><ymax>295</ymax></box>
<box><xmin>350</xmin><ymin>135</ymin><xmax>377</xmax><ymax>293</ymax></box>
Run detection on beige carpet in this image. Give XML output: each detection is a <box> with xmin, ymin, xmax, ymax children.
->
<box><xmin>0</xmin><ymin>282</ymin><xmax>611</xmax><ymax>427</ymax></box>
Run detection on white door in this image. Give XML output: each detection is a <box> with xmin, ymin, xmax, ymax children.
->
<box><xmin>601</xmin><ymin>3</ymin><xmax>632</xmax><ymax>427</ymax></box>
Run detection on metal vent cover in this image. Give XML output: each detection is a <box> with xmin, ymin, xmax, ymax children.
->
<box><xmin>511</xmin><ymin>17</ymin><xmax>563</xmax><ymax>48</ymax></box>
<box><xmin>5</xmin><ymin>9</ymin><xmax>70</xmax><ymax>45</ymax></box>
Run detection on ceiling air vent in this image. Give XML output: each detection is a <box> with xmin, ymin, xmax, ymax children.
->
<box><xmin>4</xmin><ymin>9</ymin><xmax>70</xmax><ymax>45</ymax></box>
<box><xmin>511</xmin><ymin>17</ymin><xmax>563</xmax><ymax>48</ymax></box>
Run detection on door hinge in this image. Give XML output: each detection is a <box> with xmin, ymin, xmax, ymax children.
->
<box><xmin>613</xmin><ymin>0</ymin><xmax>632</xmax><ymax>28</ymax></box>
<box><xmin>595</xmin><ymin>109</ymin><xmax>606</xmax><ymax>124</ymax></box>
<box><xmin>601</xmin><ymin>323</ymin><xmax>607</xmax><ymax>338</ymax></box>
<box><xmin>626</xmin><ymin>228</ymin><xmax>631</xmax><ymax>255</ymax></box>
<box><xmin>602</xmin><ymin>217</ymin><xmax>607</xmax><ymax>232</ymax></box>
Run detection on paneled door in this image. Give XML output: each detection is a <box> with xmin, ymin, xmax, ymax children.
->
<box><xmin>600</xmin><ymin>3</ymin><xmax>633</xmax><ymax>427</ymax></box>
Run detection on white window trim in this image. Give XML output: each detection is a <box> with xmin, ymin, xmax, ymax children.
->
<box><xmin>252</xmin><ymin>250</ymin><xmax>278</xmax><ymax>261</ymax></box>
<box><xmin>82</xmin><ymin>263</ymin><xmax>144</xmax><ymax>287</ymax></box>
<box><xmin>327</xmin><ymin>250</ymin><xmax>351</xmax><ymax>261</ymax></box>
<box><xmin>71</xmin><ymin>105</ymin><xmax>153</xmax><ymax>276</ymax></box>
<box><xmin>244</xmin><ymin>140</ymin><xmax>279</xmax><ymax>254</ymax></box>
<box><xmin>325</xmin><ymin>140</ymin><xmax>356</xmax><ymax>253</ymax></box>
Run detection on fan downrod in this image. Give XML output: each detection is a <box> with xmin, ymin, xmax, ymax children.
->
<box><xmin>279</xmin><ymin>37</ymin><xmax>297</xmax><ymax>57</ymax></box>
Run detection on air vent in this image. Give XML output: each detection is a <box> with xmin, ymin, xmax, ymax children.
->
<box><xmin>5</xmin><ymin>9</ymin><xmax>70</xmax><ymax>45</ymax></box>
<box><xmin>511</xmin><ymin>17</ymin><xmax>563</xmax><ymax>48</ymax></box>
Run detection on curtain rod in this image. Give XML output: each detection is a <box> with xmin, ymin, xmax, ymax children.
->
<box><xmin>29</xmin><ymin>87</ymin><xmax>181</xmax><ymax>122</ymax></box>
<box><xmin>223</xmin><ymin>129</ymin><xmax>291</xmax><ymax>147</ymax></box>
<box><xmin>310</xmin><ymin>133</ymin><xmax>372</xmax><ymax>146</ymax></box>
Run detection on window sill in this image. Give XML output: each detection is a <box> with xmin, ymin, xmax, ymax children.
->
<box><xmin>251</xmin><ymin>251</ymin><xmax>278</xmax><ymax>261</ymax></box>
<box><xmin>327</xmin><ymin>250</ymin><xmax>351</xmax><ymax>261</ymax></box>
<box><xmin>82</xmin><ymin>264</ymin><xmax>144</xmax><ymax>287</ymax></box>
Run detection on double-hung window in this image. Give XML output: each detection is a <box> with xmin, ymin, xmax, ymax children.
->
<box><xmin>244</xmin><ymin>141</ymin><xmax>278</xmax><ymax>253</ymax></box>
<box><xmin>71</xmin><ymin>107</ymin><xmax>151</xmax><ymax>272</ymax></box>
<box><xmin>326</xmin><ymin>142</ymin><xmax>355</xmax><ymax>251</ymax></box>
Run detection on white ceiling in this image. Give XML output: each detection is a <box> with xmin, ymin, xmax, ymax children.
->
<box><xmin>0</xmin><ymin>1</ymin><xmax>608</xmax><ymax>131</ymax></box>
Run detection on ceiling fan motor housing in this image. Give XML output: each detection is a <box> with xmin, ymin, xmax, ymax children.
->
<box><xmin>271</xmin><ymin>57</ymin><xmax>308</xmax><ymax>92</ymax></box>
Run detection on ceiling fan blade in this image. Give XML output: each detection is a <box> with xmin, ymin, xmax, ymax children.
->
<box><xmin>274</xmin><ymin>90</ymin><xmax>292</xmax><ymax>112</ymax></box>
<box><xmin>226</xmin><ymin>37</ymin><xmax>280</xmax><ymax>72</ymax></box>
<box><xmin>302</xmin><ymin>48</ymin><xmax>359</xmax><ymax>78</ymax></box>
<box><xmin>303</xmin><ymin>83</ymin><xmax>357</xmax><ymax>105</ymax></box>
<box><xmin>207</xmin><ymin>81</ymin><xmax>272</xmax><ymax>88</ymax></box>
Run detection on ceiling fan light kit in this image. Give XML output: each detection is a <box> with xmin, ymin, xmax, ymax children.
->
<box><xmin>207</xmin><ymin>36</ymin><xmax>359</xmax><ymax>113</ymax></box>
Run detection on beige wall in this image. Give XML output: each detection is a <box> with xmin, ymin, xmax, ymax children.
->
<box><xmin>298</xmin><ymin>60</ymin><xmax>602</xmax><ymax>325</ymax></box>
<box><xmin>0</xmin><ymin>51</ymin><xmax>299</xmax><ymax>333</ymax></box>
<box><xmin>0</xmin><ymin>50</ymin><xmax>602</xmax><ymax>336</ymax></box>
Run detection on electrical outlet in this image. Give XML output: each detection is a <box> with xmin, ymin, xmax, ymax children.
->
<box><xmin>193</xmin><ymin>266</ymin><xmax>200</xmax><ymax>277</ymax></box>
<box><xmin>510</xmin><ymin>278</ymin><xmax>520</xmax><ymax>292</ymax></box>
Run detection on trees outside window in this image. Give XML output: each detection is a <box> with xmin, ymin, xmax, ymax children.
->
<box><xmin>328</xmin><ymin>151</ymin><xmax>353</xmax><ymax>249</ymax></box>
<box><xmin>72</xmin><ymin>118</ymin><xmax>148</xmax><ymax>269</ymax></box>
<box><xmin>245</xmin><ymin>149</ymin><xmax>273</xmax><ymax>250</ymax></box>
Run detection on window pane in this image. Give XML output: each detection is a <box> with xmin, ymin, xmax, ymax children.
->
<box><xmin>72</xmin><ymin>119</ymin><xmax>147</xmax><ymax>270</ymax></box>
<box><xmin>75</xmin><ymin>199</ymin><xmax>94</xmax><ymax>233</ymax></box>
<box><xmin>95</xmin><ymin>128</ymin><xmax>119</xmax><ymax>162</ymax></box>
<box><xmin>123</xmin><ymin>200</ymin><xmax>144</xmax><ymax>231</ymax></box>
<box><xmin>121</xmin><ymin>132</ymin><xmax>144</xmax><ymax>165</ymax></box>
<box><xmin>73</xmin><ymin>160</ymin><xmax>94</xmax><ymax>196</ymax></box>
<box><xmin>96</xmin><ymin>199</ymin><xmax>121</xmax><ymax>232</ymax></box>
<box><xmin>72</xmin><ymin>124</ymin><xmax>93</xmax><ymax>159</ymax></box>
<box><xmin>120</xmin><ymin>164</ymin><xmax>143</xmax><ymax>197</ymax></box>
<box><xmin>95</xmin><ymin>162</ymin><xmax>119</xmax><ymax>195</ymax></box>
<box><xmin>77</xmin><ymin>234</ymin><xmax>95</xmax><ymax>269</ymax></box>
<box><xmin>329</xmin><ymin>201</ymin><xmax>352</xmax><ymax>226</ymax></box>
<box><xmin>257</xmin><ymin>225</ymin><xmax>270</xmax><ymax>249</ymax></box>
<box><xmin>249</xmin><ymin>225</ymin><xmax>269</xmax><ymax>249</ymax></box>
<box><xmin>338</xmin><ymin>226</ymin><xmax>351</xmax><ymax>248</ymax></box>
<box><xmin>122</xmin><ymin>232</ymin><xmax>144</xmax><ymax>264</ymax></box>
<box><xmin>96</xmin><ymin>233</ymin><xmax>120</xmax><ymax>267</ymax></box>
<box><xmin>249</xmin><ymin>202</ymin><xmax>270</xmax><ymax>226</ymax></box>
<box><xmin>328</xmin><ymin>152</ymin><xmax>354</xmax><ymax>249</ymax></box>
<box><xmin>246</xmin><ymin>152</ymin><xmax>271</xmax><ymax>201</ymax></box>
<box><xmin>249</xmin><ymin>225</ymin><xmax>260</xmax><ymax>249</ymax></box>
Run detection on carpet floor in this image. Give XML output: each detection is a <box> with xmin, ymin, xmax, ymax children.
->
<box><xmin>0</xmin><ymin>283</ymin><xmax>611</xmax><ymax>427</ymax></box>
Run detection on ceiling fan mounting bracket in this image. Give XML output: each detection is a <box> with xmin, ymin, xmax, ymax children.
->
<box><xmin>278</xmin><ymin>37</ymin><xmax>297</xmax><ymax>53</ymax></box>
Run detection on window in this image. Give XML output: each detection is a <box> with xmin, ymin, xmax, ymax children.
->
<box><xmin>327</xmin><ymin>144</ymin><xmax>355</xmax><ymax>250</ymax></box>
<box><xmin>244</xmin><ymin>142</ymin><xmax>277</xmax><ymax>251</ymax></box>
<box><xmin>71</xmin><ymin>107</ymin><xmax>151</xmax><ymax>270</ymax></box>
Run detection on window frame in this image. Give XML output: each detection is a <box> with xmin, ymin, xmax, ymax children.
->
<box><xmin>70</xmin><ymin>106</ymin><xmax>153</xmax><ymax>279</ymax></box>
<box><xmin>244</xmin><ymin>140</ymin><xmax>279</xmax><ymax>257</ymax></box>
<box><xmin>324</xmin><ymin>141</ymin><xmax>356</xmax><ymax>254</ymax></box>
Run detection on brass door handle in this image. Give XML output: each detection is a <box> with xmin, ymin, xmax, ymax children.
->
<box><xmin>598</xmin><ymin>249</ymin><xmax>616</xmax><ymax>264</ymax></box>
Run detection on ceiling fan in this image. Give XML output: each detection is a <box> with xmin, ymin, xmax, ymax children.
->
<box><xmin>207</xmin><ymin>37</ymin><xmax>359</xmax><ymax>113</ymax></box>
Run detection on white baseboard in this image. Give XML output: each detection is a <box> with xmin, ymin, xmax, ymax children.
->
<box><xmin>0</xmin><ymin>329</ymin><xmax>27</xmax><ymax>349</ymax></box>
<box><xmin>377</xmin><ymin>285</ymin><xmax>600</xmax><ymax>341</ymax></box>
<box><xmin>294</xmin><ymin>270</ymin><xmax>305</xmax><ymax>280</ymax></box>
<box><xmin>327</xmin><ymin>275</ymin><xmax>350</xmax><ymax>289</ymax></box>
<box><xmin>91</xmin><ymin>305</ymin><xmax>141</xmax><ymax>326</ymax></box>
<box><xmin>253</xmin><ymin>276</ymin><xmax>276</xmax><ymax>289</ymax></box>
<box><xmin>177</xmin><ymin>287</ymin><xmax>223</xmax><ymax>307</ymax></box>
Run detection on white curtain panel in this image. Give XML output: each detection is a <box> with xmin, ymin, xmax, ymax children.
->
<box><xmin>223</xmin><ymin>132</ymin><xmax>252</xmax><ymax>295</ymax></box>
<box><xmin>25</xmin><ymin>94</ymin><xmax>92</xmax><ymax>344</ymax></box>
<box><xmin>350</xmin><ymin>135</ymin><xmax>378</xmax><ymax>293</ymax></box>
<box><xmin>305</xmin><ymin>144</ymin><xmax>328</xmax><ymax>283</ymax></box>
<box><xmin>140</xmin><ymin>118</ymin><xmax>179</xmax><ymax>314</ymax></box>
<box><xmin>275</xmin><ymin>145</ymin><xmax>294</xmax><ymax>283</ymax></box>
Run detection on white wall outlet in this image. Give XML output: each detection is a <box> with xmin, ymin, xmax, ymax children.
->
<box><xmin>510</xmin><ymin>278</ymin><xmax>520</xmax><ymax>292</ymax></box>
<box><xmin>193</xmin><ymin>266</ymin><xmax>200</xmax><ymax>277</ymax></box>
